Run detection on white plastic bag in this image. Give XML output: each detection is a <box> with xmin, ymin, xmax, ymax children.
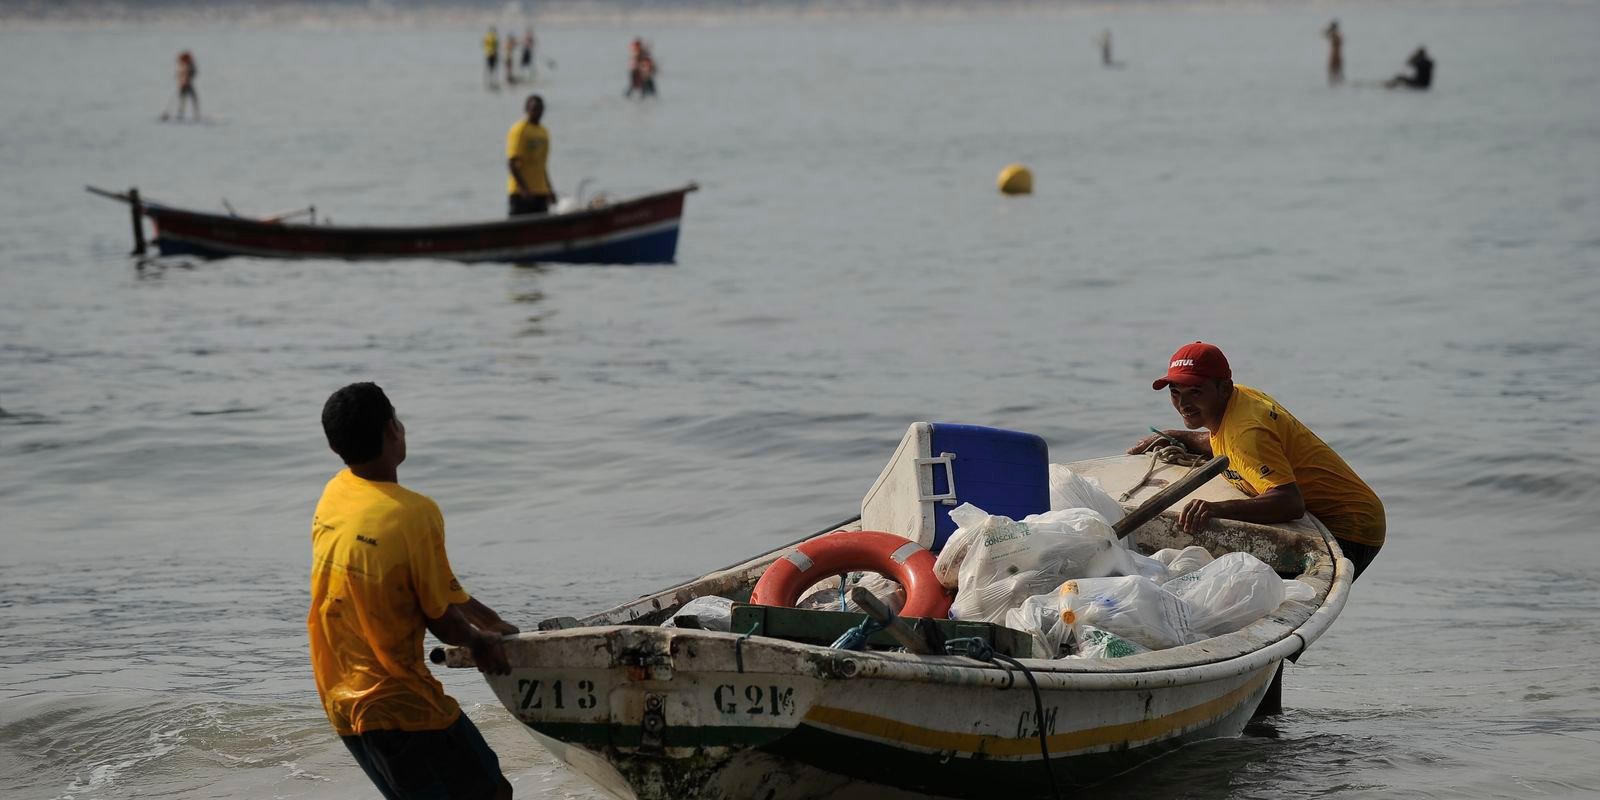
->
<box><xmin>1124</xmin><ymin>550</ymin><xmax>1170</xmax><ymax>581</ymax></box>
<box><xmin>947</xmin><ymin>505</ymin><xmax>1127</xmax><ymax>624</ymax></box>
<box><xmin>662</xmin><ymin>595</ymin><xmax>735</xmax><ymax>631</ymax></box>
<box><xmin>932</xmin><ymin>504</ymin><xmax>986</xmax><ymax>589</ymax></box>
<box><xmin>1072</xmin><ymin>625</ymin><xmax>1152</xmax><ymax>659</ymax></box>
<box><xmin>1047</xmin><ymin>465</ymin><xmax>1127</xmax><ymax>524</ymax></box>
<box><xmin>1060</xmin><ymin>576</ymin><xmax>1199</xmax><ymax>650</ymax></box>
<box><xmin>1162</xmin><ymin>552</ymin><xmax>1286</xmax><ymax>636</ymax></box>
<box><xmin>1282</xmin><ymin>579</ymin><xmax>1316</xmax><ymax>603</ymax></box>
<box><xmin>1152</xmin><ymin>546</ymin><xmax>1215</xmax><ymax>579</ymax></box>
<box><xmin>1004</xmin><ymin>590</ymin><xmax>1075</xmax><ymax>658</ymax></box>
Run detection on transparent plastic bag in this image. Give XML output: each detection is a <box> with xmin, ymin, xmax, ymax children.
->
<box><xmin>1004</xmin><ymin>590</ymin><xmax>1075</xmax><ymax>658</ymax></box>
<box><xmin>1152</xmin><ymin>546</ymin><xmax>1215</xmax><ymax>579</ymax></box>
<box><xmin>1071</xmin><ymin>625</ymin><xmax>1152</xmax><ymax>659</ymax></box>
<box><xmin>1047</xmin><ymin>465</ymin><xmax>1127</xmax><ymax>524</ymax></box>
<box><xmin>1060</xmin><ymin>576</ymin><xmax>1199</xmax><ymax>650</ymax></box>
<box><xmin>1283</xmin><ymin>579</ymin><xmax>1316</xmax><ymax>603</ymax></box>
<box><xmin>1162</xmin><ymin>552</ymin><xmax>1286</xmax><ymax>636</ymax></box>
<box><xmin>661</xmin><ymin>595</ymin><xmax>735</xmax><ymax>631</ymax></box>
<box><xmin>947</xmin><ymin>505</ymin><xmax>1126</xmax><ymax>623</ymax></box>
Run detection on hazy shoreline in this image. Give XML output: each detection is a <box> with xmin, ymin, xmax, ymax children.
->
<box><xmin>0</xmin><ymin>0</ymin><xmax>1505</xmax><ymax>29</ymax></box>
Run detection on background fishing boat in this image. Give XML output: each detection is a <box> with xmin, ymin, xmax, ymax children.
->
<box><xmin>86</xmin><ymin>184</ymin><xmax>697</xmax><ymax>264</ymax></box>
<box><xmin>437</xmin><ymin>448</ymin><xmax>1353</xmax><ymax>800</ymax></box>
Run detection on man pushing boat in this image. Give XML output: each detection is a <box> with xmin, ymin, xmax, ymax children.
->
<box><xmin>1128</xmin><ymin>342</ymin><xmax>1386</xmax><ymax>578</ymax></box>
<box><xmin>308</xmin><ymin>382</ymin><xmax>519</xmax><ymax>798</ymax></box>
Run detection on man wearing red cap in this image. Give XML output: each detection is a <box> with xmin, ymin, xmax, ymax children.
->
<box><xmin>1129</xmin><ymin>342</ymin><xmax>1385</xmax><ymax>578</ymax></box>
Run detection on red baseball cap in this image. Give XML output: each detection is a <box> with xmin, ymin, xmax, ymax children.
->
<box><xmin>1152</xmin><ymin>342</ymin><xmax>1231</xmax><ymax>390</ymax></box>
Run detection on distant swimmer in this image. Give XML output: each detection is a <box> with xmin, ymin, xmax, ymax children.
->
<box><xmin>1384</xmin><ymin>46</ymin><xmax>1434</xmax><ymax>90</ymax></box>
<box><xmin>521</xmin><ymin>27</ymin><xmax>535</xmax><ymax>79</ymax></box>
<box><xmin>483</xmin><ymin>26</ymin><xmax>499</xmax><ymax>88</ymax></box>
<box><xmin>164</xmin><ymin>51</ymin><xmax>199</xmax><ymax>121</ymax></box>
<box><xmin>1323</xmin><ymin>20</ymin><xmax>1344</xmax><ymax>86</ymax></box>
<box><xmin>506</xmin><ymin>94</ymin><xmax>556</xmax><ymax>216</ymax></box>
<box><xmin>625</xmin><ymin>37</ymin><xmax>658</xmax><ymax>99</ymax></box>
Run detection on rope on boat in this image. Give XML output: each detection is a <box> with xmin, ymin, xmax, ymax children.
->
<box><xmin>944</xmin><ymin>637</ymin><xmax>1063</xmax><ymax>800</ymax></box>
<box><xmin>829</xmin><ymin>615</ymin><xmax>887</xmax><ymax>651</ymax></box>
<box><xmin>734</xmin><ymin>622</ymin><xmax>759</xmax><ymax>674</ymax></box>
<box><xmin>1120</xmin><ymin>429</ymin><xmax>1209</xmax><ymax>502</ymax></box>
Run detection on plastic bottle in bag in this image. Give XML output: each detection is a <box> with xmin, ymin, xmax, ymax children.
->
<box><xmin>1059</xmin><ymin>575</ymin><xmax>1199</xmax><ymax>650</ymax></box>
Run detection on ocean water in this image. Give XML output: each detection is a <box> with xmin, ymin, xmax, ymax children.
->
<box><xmin>2</xmin><ymin>1</ymin><xmax>1599</xmax><ymax>798</ymax></box>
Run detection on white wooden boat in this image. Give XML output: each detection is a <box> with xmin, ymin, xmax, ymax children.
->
<box><xmin>437</xmin><ymin>452</ymin><xmax>1352</xmax><ymax>799</ymax></box>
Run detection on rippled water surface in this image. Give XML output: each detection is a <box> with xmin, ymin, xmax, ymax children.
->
<box><xmin>3</xmin><ymin>2</ymin><xmax>1599</xmax><ymax>798</ymax></box>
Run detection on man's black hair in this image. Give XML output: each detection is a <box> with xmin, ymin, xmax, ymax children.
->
<box><xmin>322</xmin><ymin>382</ymin><xmax>394</xmax><ymax>465</ymax></box>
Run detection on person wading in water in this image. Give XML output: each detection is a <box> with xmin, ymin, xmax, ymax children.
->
<box><xmin>506</xmin><ymin>94</ymin><xmax>556</xmax><ymax>215</ymax></box>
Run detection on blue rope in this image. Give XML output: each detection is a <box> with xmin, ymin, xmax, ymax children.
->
<box><xmin>830</xmin><ymin>615</ymin><xmax>887</xmax><ymax>651</ymax></box>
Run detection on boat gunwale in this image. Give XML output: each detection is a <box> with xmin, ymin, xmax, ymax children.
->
<box><xmin>138</xmin><ymin>183</ymin><xmax>699</xmax><ymax>236</ymax></box>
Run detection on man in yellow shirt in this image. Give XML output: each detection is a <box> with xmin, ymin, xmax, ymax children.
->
<box><xmin>484</xmin><ymin>26</ymin><xmax>499</xmax><ymax>87</ymax></box>
<box><xmin>309</xmin><ymin>382</ymin><xmax>518</xmax><ymax>799</ymax></box>
<box><xmin>1128</xmin><ymin>342</ymin><xmax>1386</xmax><ymax>578</ymax></box>
<box><xmin>506</xmin><ymin>94</ymin><xmax>556</xmax><ymax>216</ymax></box>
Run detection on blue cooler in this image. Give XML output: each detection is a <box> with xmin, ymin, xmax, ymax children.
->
<box><xmin>860</xmin><ymin>422</ymin><xmax>1051</xmax><ymax>552</ymax></box>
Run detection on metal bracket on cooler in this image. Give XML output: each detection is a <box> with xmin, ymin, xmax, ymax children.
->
<box><xmin>916</xmin><ymin>453</ymin><xmax>958</xmax><ymax>506</ymax></box>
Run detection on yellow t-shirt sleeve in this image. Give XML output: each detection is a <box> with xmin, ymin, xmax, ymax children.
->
<box><xmin>1231</xmin><ymin>427</ymin><xmax>1297</xmax><ymax>493</ymax></box>
<box><xmin>410</xmin><ymin>503</ymin><xmax>472</xmax><ymax>619</ymax></box>
<box><xmin>506</xmin><ymin>124</ymin><xmax>523</xmax><ymax>160</ymax></box>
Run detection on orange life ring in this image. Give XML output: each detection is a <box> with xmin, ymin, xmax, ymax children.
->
<box><xmin>750</xmin><ymin>531</ymin><xmax>953</xmax><ymax>619</ymax></box>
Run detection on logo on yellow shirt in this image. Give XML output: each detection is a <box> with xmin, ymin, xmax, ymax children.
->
<box><xmin>356</xmin><ymin>535</ymin><xmax>379</xmax><ymax>547</ymax></box>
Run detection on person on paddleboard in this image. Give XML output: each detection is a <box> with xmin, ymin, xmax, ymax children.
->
<box><xmin>1323</xmin><ymin>20</ymin><xmax>1344</xmax><ymax>86</ymax></box>
<box><xmin>503</xmin><ymin>31</ymin><xmax>518</xmax><ymax>85</ymax></box>
<box><xmin>484</xmin><ymin>26</ymin><xmax>500</xmax><ymax>88</ymax></box>
<box><xmin>625</xmin><ymin>38</ymin><xmax>657</xmax><ymax>98</ymax></box>
<box><xmin>309</xmin><ymin>382</ymin><xmax>518</xmax><ymax>799</ymax></box>
<box><xmin>169</xmin><ymin>51</ymin><xmax>199</xmax><ymax>121</ymax></box>
<box><xmin>1385</xmin><ymin>46</ymin><xmax>1434</xmax><ymax>90</ymax></box>
<box><xmin>1127</xmin><ymin>342</ymin><xmax>1387</xmax><ymax>579</ymax></box>
<box><xmin>521</xmin><ymin>27</ymin><xmax>535</xmax><ymax>79</ymax></box>
<box><xmin>506</xmin><ymin>94</ymin><xmax>556</xmax><ymax>215</ymax></box>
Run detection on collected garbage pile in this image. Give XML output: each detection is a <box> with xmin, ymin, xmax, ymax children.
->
<box><xmin>666</xmin><ymin>465</ymin><xmax>1314</xmax><ymax>662</ymax></box>
<box><xmin>945</xmin><ymin>466</ymin><xmax>1313</xmax><ymax>658</ymax></box>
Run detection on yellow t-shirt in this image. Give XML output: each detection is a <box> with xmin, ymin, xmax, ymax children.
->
<box><xmin>506</xmin><ymin>119</ymin><xmax>551</xmax><ymax>195</ymax></box>
<box><xmin>307</xmin><ymin>469</ymin><xmax>472</xmax><ymax>735</ymax></box>
<box><xmin>484</xmin><ymin>33</ymin><xmax>498</xmax><ymax>58</ymax></box>
<box><xmin>1209</xmin><ymin>385</ymin><xmax>1386</xmax><ymax>548</ymax></box>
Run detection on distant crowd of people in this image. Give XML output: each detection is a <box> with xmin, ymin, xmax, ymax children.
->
<box><xmin>483</xmin><ymin>26</ymin><xmax>538</xmax><ymax>88</ymax></box>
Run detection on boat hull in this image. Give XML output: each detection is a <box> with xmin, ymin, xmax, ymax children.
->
<box><xmin>142</xmin><ymin>186</ymin><xmax>694</xmax><ymax>264</ymax></box>
<box><xmin>472</xmin><ymin>624</ymin><xmax>1284</xmax><ymax>800</ymax></box>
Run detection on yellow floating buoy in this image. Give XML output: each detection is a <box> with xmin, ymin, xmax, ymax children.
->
<box><xmin>997</xmin><ymin>164</ymin><xmax>1033</xmax><ymax>195</ymax></box>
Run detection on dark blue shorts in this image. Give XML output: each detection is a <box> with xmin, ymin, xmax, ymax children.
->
<box><xmin>342</xmin><ymin>712</ymin><xmax>506</xmax><ymax>800</ymax></box>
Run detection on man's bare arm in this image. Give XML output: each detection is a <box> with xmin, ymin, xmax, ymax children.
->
<box><xmin>463</xmin><ymin>597</ymin><xmax>519</xmax><ymax>635</ymax></box>
<box><xmin>508</xmin><ymin>158</ymin><xmax>530</xmax><ymax>195</ymax></box>
<box><xmin>426</xmin><ymin>603</ymin><xmax>511</xmax><ymax>675</ymax></box>
<box><xmin>1177</xmin><ymin>483</ymin><xmax>1305</xmax><ymax>533</ymax></box>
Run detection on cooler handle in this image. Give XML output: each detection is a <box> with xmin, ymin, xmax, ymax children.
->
<box><xmin>917</xmin><ymin>453</ymin><xmax>957</xmax><ymax>505</ymax></box>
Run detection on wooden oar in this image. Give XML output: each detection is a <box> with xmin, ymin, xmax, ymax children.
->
<box><xmin>1111</xmin><ymin>455</ymin><xmax>1230</xmax><ymax>539</ymax></box>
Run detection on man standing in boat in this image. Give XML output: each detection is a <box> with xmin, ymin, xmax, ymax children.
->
<box><xmin>506</xmin><ymin>94</ymin><xmax>556</xmax><ymax>216</ymax></box>
<box><xmin>309</xmin><ymin>382</ymin><xmax>518</xmax><ymax>799</ymax></box>
<box><xmin>1128</xmin><ymin>342</ymin><xmax>1386</xmax><ymax>578</ymax></box>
